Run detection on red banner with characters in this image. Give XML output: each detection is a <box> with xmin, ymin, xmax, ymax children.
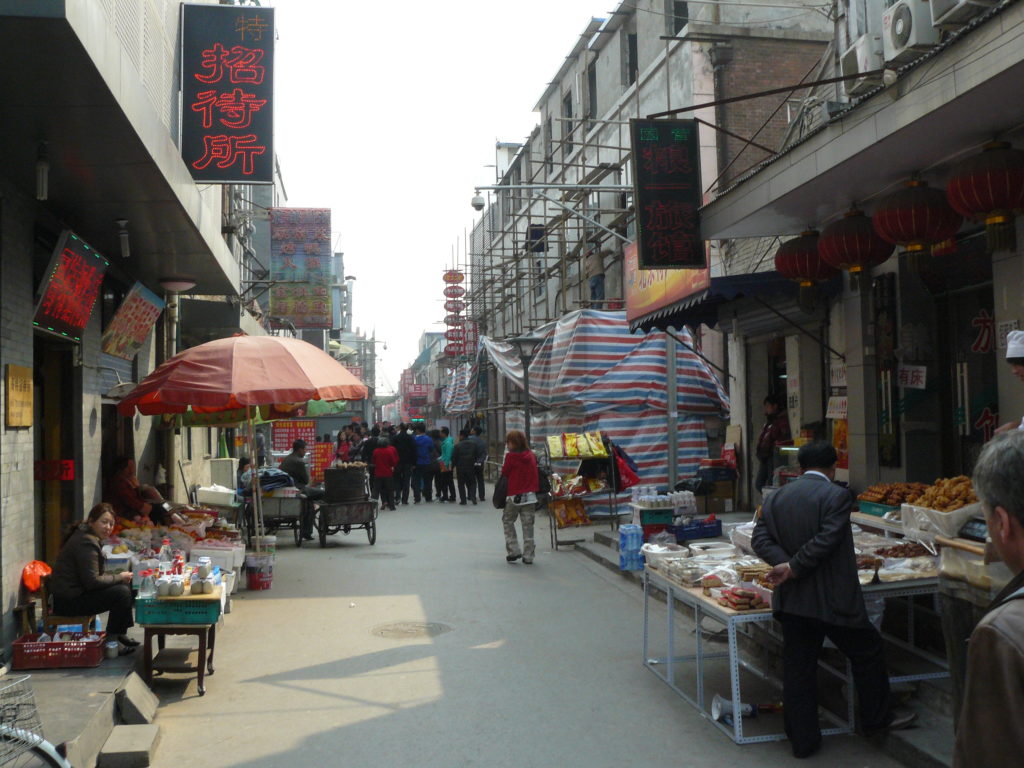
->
<box><xmin>311</xmin><ymin>442</ymin><xmax>334</xmax><ymax>483</ymax></box>
<box><xmin>272</xmin><ymin>420</ymin><xmax>316</xmax><ymax>454</ymax></box>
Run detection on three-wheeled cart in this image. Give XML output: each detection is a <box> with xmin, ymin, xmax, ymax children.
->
<box><xmin>315</xmin><ymin>500</ymin><xmax>378</xmax><ymax>547</ymax></box>
<box><xmin>257</xmin><ymin>496</ymin><xmax>309</xmax><ymax>547</ymax></box>
<box><xmin>315</xmin><ymin>465</ymin><xmax>378</xmax><ymax>547</ymax></box>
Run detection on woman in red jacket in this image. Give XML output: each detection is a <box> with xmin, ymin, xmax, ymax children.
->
<box><xmin>371</xmin><ymin>438</ymin><xmax>400</xmax><ymax>511</ymax></box>
<box><xmin>500</xmin><ymin>430</ymin><xmax>539</xmax><ymax>564</ymax></box>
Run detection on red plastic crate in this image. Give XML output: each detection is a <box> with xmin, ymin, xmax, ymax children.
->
<box><xmin>12</xmin><ymin>632</ymin><xmax>105</xmax><ymax>670</ymax></box>
<box><xmin>642</xmin><ymin>523</ymin><xmax>672</xmax><ymax>542</ymax></box>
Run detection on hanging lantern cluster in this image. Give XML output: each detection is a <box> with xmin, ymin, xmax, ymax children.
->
<box><xmin>441</xmin><ymin>270</ymin><xmax>466</xmax><ymax>357</ymax></box>
<box><xmin>946</xmin><ymin>141</ymin><xmax>1024</xmax><ymax>253</ymax></box>
<box><xmin>774</xmin><ymin>230</ymin><xmax>838</xmax><ymax>309</ymax></box>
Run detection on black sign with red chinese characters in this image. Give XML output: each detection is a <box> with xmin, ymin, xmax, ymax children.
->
<box><xmin>181</xmin><ymin>4</ymin><xmax>274</xmax><ymax>184</ymax></box>
<box><xmin>33</xmin><ymin>231</ymin><xmax>110</xmax><ymax>342</ymax></box>
<box><xmin>630</xmin><ymin>118</ymin><xmax>704</xmax><ymax>269</ymax></box>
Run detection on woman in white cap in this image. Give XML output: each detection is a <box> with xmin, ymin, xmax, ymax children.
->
<box><xmin>995</xmin><ymin>329</ymin><xmax>1024</xmax><ymax>434</ymax></box>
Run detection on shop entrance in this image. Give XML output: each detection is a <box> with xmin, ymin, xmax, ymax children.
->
<box><xmin>33</xmin><ymin>340</ymin><xmax>75</xmax><ymax>563</ymax></box>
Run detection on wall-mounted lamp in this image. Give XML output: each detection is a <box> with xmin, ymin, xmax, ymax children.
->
<box><xmin>116</xmin><ymin>219</ymin><xmax>130</xmax><ymax>260</ymax></box>
<box><xmin>35</xmin><ymin>142</ymin><xmax>49</xmax><ymax>201</ymax></box>
<box><xmin>158</xmin><ymin>276</ymin><xmax>197</xmax><ymax>293</ymax></box>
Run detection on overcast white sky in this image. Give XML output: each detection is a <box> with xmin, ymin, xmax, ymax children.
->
<box><xmin>273</xmin><ymin>1</ymin><xmax>609</xmax><ymax>393</ymax></box>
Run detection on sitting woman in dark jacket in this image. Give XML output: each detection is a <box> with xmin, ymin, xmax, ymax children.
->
<box><xmin>50</xmin><ymin>503</ymin><xmax>137</xmax><ymax>653</ymax></box>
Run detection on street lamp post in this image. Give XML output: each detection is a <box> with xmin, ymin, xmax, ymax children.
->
<box><xmin>508</xmin><ymin>334</ymin><xmax>544</xmax><ymax>448</ymax></box>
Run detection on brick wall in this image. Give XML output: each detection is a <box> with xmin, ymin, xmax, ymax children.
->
<box><xmin>0</xmin><ymin>180</ymin><xmax>40</xmax><ymax>650</ymax></box>
<box><xmin>717</xmin><ymin>37</ymin><xmax>827</xmax><ymax>189</ymax></box>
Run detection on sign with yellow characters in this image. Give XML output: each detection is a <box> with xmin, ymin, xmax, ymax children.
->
<box><xmin>624</xmin><ymin>241</ymin><xmax>710</xmax><ymax>324</ymax></box>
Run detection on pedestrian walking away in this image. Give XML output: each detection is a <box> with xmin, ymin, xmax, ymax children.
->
<box><xmin>954</xmin><ymin>431</ymin><xmax>1024</xmax><ymax>768</ymax></box>
<box><xmin>499</xmin><ymin>429</ymin><xmax>539</xmax><ymax>564</ymax></box>
<box><xmin>470</xmin><ymin>425</ymin><xmax>488</xmax><ymax>501</ymax></box>
<box><xmin>751</xmin><ymin>441</ymin><xmax>915</xmax><ymax>758</ymax></box>
<box><xmin>392</xmin><ymin>423</ymin><xmax>416</xmax><ymax>505</ymax></box>
<box><xmin>371</xmin><ymin>437</ymin><xmax>399</xmax><ymax>511</ymax></box>
<box><xmin>437</xmin><ymin>426</ymin><xmax>456</xmax><ymax>502</ymax></box>
<box><xmin>453</xmin><ymin>428</ymin><xmax>478</xmax><ymax>504</ymax></box>
<box><xmin>412</xmin><ymin>422</ymin><xmax>438</xmax><ymax>503</ymax></box>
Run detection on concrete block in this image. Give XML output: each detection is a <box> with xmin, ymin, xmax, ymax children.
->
<box><xmin>115</xmin><ymin>672</ymin><xmax>159</xmax><ymax>725</ymax></box>
<box><xmin>98</xmin><ymin>724</ymin><xmax>161</xmax><ymax>768</ymax></box>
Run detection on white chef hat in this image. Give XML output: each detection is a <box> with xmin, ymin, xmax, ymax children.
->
<box><xmin>1007</xmin><ymin>330</ymin><xmax>1024</xmax><ymax>359</ymax></box>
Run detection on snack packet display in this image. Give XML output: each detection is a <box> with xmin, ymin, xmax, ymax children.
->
<box><xmin>547</xmin><ymin>435</ymin><xmax>565</xmax><ymax>459</ymax></box>
<box><xmin>550</xmin><ymin>498</ymin><xmax>592</xmax><ymax>528</ymax></box>
<box><xmin>563</xmin><ymin>433</ymin><xmax>580</xmax><ymax>457</ymax></box>
<box><xmin>585</xmin><ymin>431</ymin><xmax>608</xmax><ymax>457</ymax></box>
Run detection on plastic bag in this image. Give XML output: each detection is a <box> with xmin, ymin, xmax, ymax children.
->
<box><xmin>22</xmin><ymin>560</ymin><xmax>52</xmax><ymax>592</ymax></box>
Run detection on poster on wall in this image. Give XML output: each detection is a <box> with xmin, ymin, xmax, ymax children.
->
<box><xmin>181</xmin><ymin>3</ymin><xmax>274</xmax><ymax>183</ymax></box>
<box><xmin>832</xmin><ymin>418</ymin><xmax>849</xmax><ymax>471</ymax></box>
<box><xmin>5</xmin><ymin>364</ymin><xmax>32</xmax><ymax>427</ymax></box>
<box><xmin>272</xmin><ymin>420</ymin><xmax>316</xmax><ymax>454</ymax></box>
<box><xmin>101</xmin><ymin>282</ymin><xmax>165</xmax><ymax>360</ymax></box>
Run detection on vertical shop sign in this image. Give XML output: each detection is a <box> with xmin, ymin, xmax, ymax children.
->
<box><xmin>629</xmin><ymin>118</ymin><xmax>704</xmax><ymax>269</ymax></box>
<box><xmin>269</xmin><ymin>208</ymin><xmax>332</xmax><ymax>328</ymax></box>
<box><xmin>311</xmin><ymin>442</ymin><xmax>334</xmax><ymax>483</ymax></box>
<box><xmin>101</xmin><ymin>282</ymin><xmax>166</xmax><ymax>360</ymax></box>
<box><xmin>181</xmin><ymin>4</ymin><xmax>274</xmax><ymax>183</ymax></box>
<box><xmin>33</xmin><ymin>231</ymin><xmax>109</xmax><ymax>342</ymax></box>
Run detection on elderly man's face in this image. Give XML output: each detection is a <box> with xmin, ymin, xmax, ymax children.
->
<box><xmin>1011</xmin><ymin>363</ymin><xmax>1024</xmax><ymax>383</ymax></box>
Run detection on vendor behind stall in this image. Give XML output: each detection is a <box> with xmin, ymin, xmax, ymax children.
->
<box><xmin>995</xmin><ymin>330</ymin><xmax>1024</xmax><ymax>435</ymax></box>
<box><xmin>105</xmin><ymin>457</ymin><xmax>183</xmax><ymax>526</ymax></box>
<box><xmin>50</xmin><ymin>503</ymin><xmax>137</xmax><ymax>653</ymax></box>
<box><xmin>279</xmin><ymin>440</ymin><xmax>323</xmax><ymax>541</ymax></box>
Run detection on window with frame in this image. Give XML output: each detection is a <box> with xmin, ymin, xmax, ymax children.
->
<box><xmin>562</xmin><ymin>92</ymin><xmax>574</xmax><ymax>159</ymax></box>
<box><xmin>671</xmin><ymin>2</ymin><xmax>689</xmax><ymax>35</ymax></box>
<box><xmin>625</xmin><ymin>32</ymin><xmax>638</xmax><ymax>86</ymax></box>
<box><xmin>545</xmin><ymin>117</ymin><xmax>553</xmax><ymax>174</ymax></box>
<box><xmin>586</xmin><ymin>61</ymin><xmax>598</xmax><ymax>131</ymax></box>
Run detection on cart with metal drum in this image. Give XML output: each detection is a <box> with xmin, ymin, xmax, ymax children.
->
<box><xmin>259</xmin><ymin>496</ymin><xmax>308</xmax><ymax>546</ymax></box>
<box><xmin>315</xmin><ymin>499</ymin><xmax>378</xmax><ymax>546</ymax></box>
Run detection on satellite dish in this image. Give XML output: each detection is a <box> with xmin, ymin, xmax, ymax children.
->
<box><xmin>104</xmin><ymin>381</ymin><xmax>137</xmax><ymax>400</ymax></box>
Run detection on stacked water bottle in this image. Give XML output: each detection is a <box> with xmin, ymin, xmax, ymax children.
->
<box><xmin>618</xmin><ymin>524</ymin><xmax>644</xmax><ymax>571</ymax></box>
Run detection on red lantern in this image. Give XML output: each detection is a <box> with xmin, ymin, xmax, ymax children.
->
<box><xmin>818</xmin><ymin>209</ymin><xmax>894</xmax><ymax>274</ymax></box>
<box><xmin>774</xmin><ymin>231</ymin><xmax>838</xmax><ymax>286</ymax></box>
<box><xmin>444</xmin><ymin>343</ymin><xmax>465</xmax><ymax>357</ymax></box>
<box><xmin>444</xmin><ymin>314</ymin><xmax>464</xmax><ymax>326</ymax></box>
<box><xmin>443</xmin><ymin>299</ymin><xmax>466</xmax><ymax>313</ymax></box>
<box><xmin>443</xmin><ymin>285</ymin><xmax>466</xmax><ymax>298</ymax></box>
<box><xmin>946</xmin><ymin>141</ymin><xmax>1024</xmax><ymax>252</ymax></box>
<box><xmin>872</xmin><ymin>180</ymin><xmax>962</xmax><ymax>252</ymax></box>
<box><xmin>442</xmin><ymin>270</ymin><xmax>465</xmax><ymax>284</ymax></box>
<box><xmin>445</xmin><ymin>328</ymin><xmax>464</xmax><ymax>342</ymax></box>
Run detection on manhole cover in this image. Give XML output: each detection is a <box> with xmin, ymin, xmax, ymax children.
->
<box><xmin>372</xmin><ymin>622</ymin><xmax>452</xmax><ymax>639</ymax></box>
<box><xmin>355</xmin><ymin>552</ymin><xmax>407</xmax><ymax>559</ymax></box>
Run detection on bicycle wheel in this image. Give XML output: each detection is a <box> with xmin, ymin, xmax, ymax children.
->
<box><xmin>1</xmin><ymin>740</ymin><xmax>69</xmax><ymax>767</ymax></box>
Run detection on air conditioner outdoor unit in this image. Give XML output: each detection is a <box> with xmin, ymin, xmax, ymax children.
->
<box><xmin>840</xmin><ymin>34</ymin><xmax>884</xmax><ymax>97</ymax></box>
<box><xmin>883</xmin><ymin>0</ymin><xmax>941</xmax><ymax>65</ymax></box>
<box><xmin>930</xmin><ymin>0</ymin><xmax>998</xmax><ymax>30</ymax></box>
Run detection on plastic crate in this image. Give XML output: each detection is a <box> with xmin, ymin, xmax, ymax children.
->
<box><xmin>642</xmin><ymin>523</ymin><xmax>672</xmax><ymax>542</ymax></box>
<box><xmin>675</xmin><ymin>518</ymin><xmax>723</xmax><ymax>541</ymax></box>
<box><xmin>12</xmin><ymin>633</ymin><xmax>105</xmax><ymax>669</ymax></box>
<box><xmin>135</xmin><ymin>597</ymin><xmax>221</xmax><ymax>625</ymax></box>
<box><xmin>857</xmin><ymin>501</ymin><xmax>899</xmax><ymax>517</ymax></box>
<box><xmin>639</xmin><ymin>509</ymin><xmax>674</xmax><ymax>526</ymax></box>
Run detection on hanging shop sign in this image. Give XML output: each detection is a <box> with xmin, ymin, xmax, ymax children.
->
<box><xmin>443</xmin><ymin>285</ymin><xmax>466</xmax><ymax>298</ymax></box>
<box><xmin>269</xmin><ymin>208</ymin><xmax>332</xmax><ymax>329</ymax></box>
<box><xmin>442</xmin><ymin>270</ymin><xmax>465</xmax><ymax>284</ymax></box>
<box><xmin>406</xmin><ymin>384</ymin><xmax>430</xmax><ymax>399</ymax></box>
<box><xmin>5</xmin><ymin>364</ymin><xmax>32</xmax><ymax>428</ymax></box>
<box><xmin>444</xmin><ymin>299</ymin><xmax>466</xmax><ymax>313</ymax></box>
<box><xmin>826</xmin><ymin>396</ymin><xmax>848</xmax><ymax>420</ymax></box>
<box><xmin>445</xmin><ymin>328</ymin><xmax>465</xmax><ymax>342</ymax></box>
<box><xmin>829</xmin><ymin>363</ymin><xmax>848</xmax><ymax>388</ymax></box>
<box><xmin>630</xmin><ymin>118</ymin><xmax>704</xmax><ymax>269</ymax></box>
<box><xmin>444</xmin><ymin>343</ymin><xmax>465</xmax><ymax>357</ymax></box>
<box><xmin>33</xmin><ymin>231</ymin><xmax>109</xmax><ymax>342</ymax></box>
<box><xmin>181</xmin><ymin>3</ymin><xmax>274</xmax><ymax>183</ymax></box>
<box><xmin>624</xmin><ymin>241</ymin><xmax>710</xmax><ymax>324</ymax></box>
<box><xmin>344</xmin><ymin>365</ymin><xmax>364</xmax><ymax>380</ymax></box>
<box><xmin>34</xmin><ymin>460</ymin><xmax>75</xmax><ymax>482</ymax></box>
<box><xmin>444</xmin><ymin>314</ymin><xmax>464</xmax><ymax>326</ymax></box>
<box><xmin>101</xmin><ymin>282</ymin><xmax>166</xmax><ymax>360</ymax></box>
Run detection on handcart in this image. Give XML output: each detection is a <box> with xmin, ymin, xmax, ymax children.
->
<box><xmin>255</xmin><ymin>496</ymin><xmax>308</xmax><ymax>547</ymax></box>
<box><xmin>315</xmin><ymin>500</ymin><xmax>379</xmax><ymax>547</ymax></box>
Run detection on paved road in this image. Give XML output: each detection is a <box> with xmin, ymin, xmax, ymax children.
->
<box><xmin>150</xmin><ymin>500</ymin><xmax>900</xmax><ymax>768</ymax></box>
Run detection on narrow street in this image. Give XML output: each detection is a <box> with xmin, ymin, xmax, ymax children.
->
<box><xmin>149</xmin><ymin>501</ymin><xmax>899</xmax><ymax>768</ymax></box>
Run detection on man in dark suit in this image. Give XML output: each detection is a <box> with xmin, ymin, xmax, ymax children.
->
<box><xmin>752</xmin><ymin>441</ymin><xmax>914</xmax><ymax>758</ymax></box>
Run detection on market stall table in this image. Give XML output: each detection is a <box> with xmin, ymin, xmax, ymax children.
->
<box><xmin>138</xmin><ymin>587</ymin><xmax>222</xmax><ymax>696</ymax></box>
<box><xmin>642</xmin><ymin>568</ymin><xmax>947</xmax><ymax>745</ymax></box>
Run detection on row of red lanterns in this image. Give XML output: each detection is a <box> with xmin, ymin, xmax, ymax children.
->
<box><xmin>442</xmin><ymin>270</ymin><xmax>466</xmax><ymax>356</ymax></box>
<box><xmin>775</xmin><ymin>142</ymin><xmax>1024</xmax><ymax>286</ymax></box>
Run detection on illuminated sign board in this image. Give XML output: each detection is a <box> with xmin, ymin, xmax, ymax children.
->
<box><xmin>269</xmin><ymin>208</ymin><xmax>333</xmax><ymax>328</ymax></box>
<box><xmin>33</xmin><ymin>231</ymin><xmax>109</xmax><ymax>342</ymax></box>
<box><xmin>181</xmin><ymin>4</ymin><xmax>274</xmax><ymax>184</ymax></box>
<box><xmin>630</xmin><ymin>118</ymin><xmax>704</xmax><ymax>269</ymax></box>
<box><xmin>101</xmin><ymin>282</ymin><xmax>165</xmax><ymax>360</ymax></box>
